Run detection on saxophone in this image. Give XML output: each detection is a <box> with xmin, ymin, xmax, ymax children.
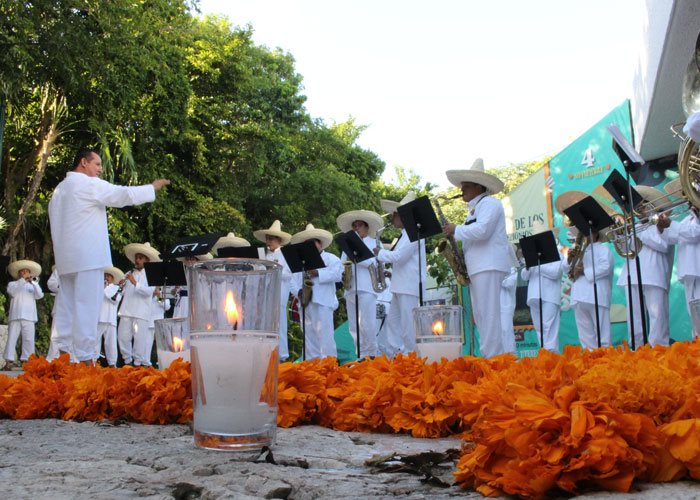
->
<box><xmin>566</xmin><ymin>232</ymin><xmax>587</xmax><ymax>280</ymax></box>
<box><xmin>368</xmin><ymin>223</ymin><xmax>391</xmax><ymax>293</ymax></box>
<box><xmin>433</xmin><ymin>196</ymin><xmax>470</xmax><ymax>286</ymax></box>
<box><xmin>301</xmin><ymin>271</ymin><xmax>313</xmax><ymax>307</ymax></box>
<box><xmin>341</xmin><ymin>260</ymin><xmax>353</xmax><ymax>290</ymax></box>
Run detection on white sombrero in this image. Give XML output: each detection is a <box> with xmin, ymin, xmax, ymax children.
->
<box><xmin>124</xmin><ymin>242</ymin><xmax>161</xmax><ymax>264</ymax></box>
<box><xmin>663</xmin><ymin>178</ymin><xmax>682</xmax><ymax>198</ymax></box>
<box><xmin>7</xmin><ymin>260</ymin><xmax>41</xmax><ymax>279</ymax></box>
<box><xmin>212</xmin><ymin>232</ymin><xmax>251</xmax><ymax>255</ymax></box>
<box><xmin>176</xmin><ymin>252</ymin><xmax>213</xmax><ymax>263</ymax></box>
<box><xmin>555</xmin><ymin>190</ymin><xmax>588</xmax><ymax>216</ymax></box>
<box><xmin>290</xmin><ymin>224</ymin><xmax>333</xmax><ymax>250</ymax></box>
<box><xmin>380</xmin><ymin>191</ymin><xmax>416</xmax><ymax>215</ymax></box>
<box><xmin>103</xmin><ymin>266</ymin><xmax>125</xmax><ymax>282</ymax></box>
<box><xmin>252</xmin><ymin>220</ymin><xmax>292</xmax><ymax>246</ymax></box>
<box><xmin>634</xmin><ymin>185</ymin><xmax>667</xmax><ymax>210</ymax></box>
<box><xmin>336</xmin><ymin>210</ymin><xmax>384</xmax><ymax>235</ymax></box>
<box><xmin>445</xmin><ymin>158</ymin><xmax>504</xmax><ymax>195</ymax></box>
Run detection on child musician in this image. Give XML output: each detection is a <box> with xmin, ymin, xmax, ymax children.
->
<box><xmin>3</xmin><ymin>260</ymin><xmax>44</xmax><ymax>370</ymax></box>
<box><xmin>96</xmin><ymin>267</ymin><xmax>124</xmax><ymax>367</ymax></box>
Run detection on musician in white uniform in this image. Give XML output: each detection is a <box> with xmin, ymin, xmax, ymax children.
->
<box><xmin>253</xmin><ymin>221</ymin><xmax>293</xmax><ymax>361</ymax></box>
<box><xmin>48</xmin><ymin>149</ymin><xmax>168</xmax><ymax>364</ymax></box>
<box><xmin>290</xmin><ymin>224</ymin><xmax>342</xmax><ymax>359</ymax></box>
<box><xmin>374</xmin><ymin>192</ymin><xmax>427</xmax><ymax>357</ymax></box>
<box><xmin>617</xmin><ymin>186</ymin><xmax>674</xmax><ymax>347</ymax></box>
<box><xmin>337</xmin><ymin>210</ymin><xmax>384</xmax><ymax>358</ymax></box>
<box><xmin>499</xmin><ymin>244</ymin><xmax>519</xmax><ymax>356</ymax></box>
<box><xmin>657</xmin><ymin>179</ymin><xmax>700</xmax><ymax>338</ymax></box>
<box><xmin>117</xmin><ymin>242</ymin><xmax>160</xmax><ymax>366</ymax></box>
<box><xmin>96</xmin><ymin>267</ymin><xmax>124</xmax><ymax>367</ymax></box>
<box><xmin>520</xmin><ymin>223</ymin><xmax>564</xmax><ymax>353</ymax></box>
<box><xmin>3</xmin><ymin>260</ymin><xmax>43</xmax><ymax>370</ymax></box>
<box><xmin>443</xmin><ymin>159</ymin><xmax>510</xmax><ymax>358</ymax></box>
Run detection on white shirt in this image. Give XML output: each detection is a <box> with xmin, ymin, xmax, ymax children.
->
<box><xmin>500</xmin><ymin>267</ymin><xmax>518</xmax><ymax>311</ymax></box>
<box><xmin>569</xmin><ymin>242</ymin><xmax>614</xmax><ymax>307</ymax></box>
<box><xmin>7</xmin><ymin>278</ymin><xmax>44</xmax><ymax>322</ymax></box>
<box><xmin>48</xmin><ymin>172</ymin><xmax>155</xmax><ymax>275</ymax></box>
<box><xmin>292</xmin><ymin>250</ymin><xmax>342</xmax><ymax>309</ymax></box>
<box><xmin>341</xmin><ymin>234</ymin><xmax>378</xmax><ymax>295</ymax></box>
<box><xmin>376</xmin><ymin>229</ymin><xmax>426</xmax><ymax>297</ymax></box>
<box><xmin>99</xmin><ymin>284</ymin><xmax>121</xmax><ymax>325</ymax></box>
<box><xmin>617</xmin><ymin>225</ymin><xmax>673</xmax><ymax>290</ymax></box>
<box><xmin>521</xmin><ymin>256</ymin><xmax>564</xmax><ymax>306</ymax></box>
<box><xmin>454</xmin><ymin>194</ymin><xmax>511</xmax><ymax>276</ymax></box>
<box><xmin>661</xmin><ymin>214</ymin><xmax>700</xmax><ymax>282</ymax></box>
<box><xmin>118</xmin><ymin>269</ymin><xmax>155</xmax><ymax>320</ymax></box>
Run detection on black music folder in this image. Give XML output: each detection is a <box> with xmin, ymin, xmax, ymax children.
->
<box><xmin>335</xmin><ymin>231</ymin><xmax>373</xmax><ymax>264</ymax></box>
<box><xmin>281</xmin><ymin>240</ymin><xmax>326</xmax><ymax>274</ymax></box>
<box><xmin>397</xmin><ymin>195</ymin><xmax>442</xmax><ymax>242</ymax></box>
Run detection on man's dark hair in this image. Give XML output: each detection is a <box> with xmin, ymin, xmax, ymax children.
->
<box><xmin>72</xmin><ymin>148</ymin><xmax>100</xmax><ymax>169</ymax></box>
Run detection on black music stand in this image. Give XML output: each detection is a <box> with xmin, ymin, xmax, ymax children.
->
<box><xmin>145</xmin><ymin>261</ymin><xmax>188</xmax><ymax>314</ymax></box>
<box><xmin>164</xmin><ymin>233</ymin><xmax>222</xmax><ymax>260</ymax></box>
<box><xmin>335</xmin><ymin>230</ymin><xmax>373</xmax><ymax>359</ymax></box>
<box><xmin>281</xmin><ymin>240</ymin><xmax>326</xmax><ymax>361</ymax></box>
<box><xmin>602</xmin><ymin>169</ymin><xmax>648</xmax><ymax>348</ymax></box>
<box><xmin>519</xmin><ymin>231</ymin><xmax>560</xmax><ymax>350</ymax></box>
<box><xmin>397</xmin><ymin>195</ymin><xmax>442</xmax><ymax>306</ymax></box>
<box><xmin>217</xmin><ymin>246</ymin><xmax>264</xmax><ymax>259</ymax></box>
<box><xmin>564</xmin><ymin>196</ymin><xmax>614</xmax><ymax>348</ymax></box>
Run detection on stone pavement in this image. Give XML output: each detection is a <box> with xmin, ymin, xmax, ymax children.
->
<box><xmin>1</xmin><ymin>419</ymin><xmax>700</xmax><ymax>499</ymax></box>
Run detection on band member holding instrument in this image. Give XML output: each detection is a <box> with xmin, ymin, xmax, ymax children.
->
<box><xmin>2</xmin><ymin>260</ymin><xmax>43</xmax><ymax>371</ymax></box>
<box><xmin>442</xmin><ymin>159</ymin><xmax>510</xmax><ymax>358</ymax></box>
<box><xmin>117</xmin><ymin>242</ymin><xmax>160</xmax><ymax>366</ymax></box>
<box><xmin>336</xmin><ymin>209</ymin><xmax>384</xmax><ymax>358</ymax></box>
<box><xmin>96</xmin><ymin>267</ymin><xmax>124</xmax><ymax>367</ymax></box>
<box><xmin>253</xmin><ymin>221</ymin><xmax>294</xmax><ymax>361</ymax></box>
<box><xmin>48</xmin><ymin>149</ymin><xmax>169</xmax><ymax>365</ymax></box>
<box><xmin>617</xmin><ymin>186</ymin><xmax>674</xmax><ymax>347</ymax></box>
<box><xmin>374</xmin><ymin>192</ymin><xmax>426</xmax><ymax>357</ymax></box>
<box><xmin>657</xmin><ymin>179</ymin><xmax>700</xmax><ymax>338</ymax></box>
<box><xmin>290</xmin><ymin>224</ymin><xmax>342</xmax><ymax>360</ymax></box>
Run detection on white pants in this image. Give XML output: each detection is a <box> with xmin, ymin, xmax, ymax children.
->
<box><xmin>684</xmin><ymin>277</ymin><xmax>700</xmax><ymax>338</ymax></box>
<box><xmin>46</xmin><ymin>313</ymin><xmax>61</xmax><ymax>361</ymax></box>
<box><xmin>53</xmin><ymin>269</ymin><xmax>103</xmax><ymax>362</ymax></box>
<box><xmin>471</xmin><ymin>271</ymin><xmax>507</xmax><ymax>358</ymax></box>
<box><xmin>500</xmin><ymin>303</ymin><xmax>517</xmax><ymax>355</ymax></box>
<box><xmin>623</xmin><ymin>284</ymin><xmax>669</xmax><ymax>348</ymax></box>
<box><xmin>573</xmin><ymin>302</ymin><xmax>611</xmax><ymax>350</ymax></box>
<box><xmin>346</xmin><ymin>292</ymin><xmax>378</xmax><ymax>358</ymax></box>
<box><xmin>4</xmin><ymin>320</ymin><xmax>35</xmax><ymax>362</ymax></box>
<box><xmin>303</xmin><ymin>302</ymin><xmax>336</xmax><ymax>360</ymax></box>
<box><xmin>96</xmin><ymin>323</ymin><xmax>118</xmax><ymax>366</ymax></box>
<box><xmin>384</xmin><ymin>293</ymin><xmax>419</xmax><ymax>357</ymax></box>
<box><xmin>529</xmin><ymin>301</ymin><xmax>560</xmax><ymax>353</ymax></box>
<box><xmin>278</xmin><ymin>291</ymin><xmax>290</xmax><ymax>361</ymax></box>
<box><xmin>117</xmin><ymin>316</ymin><xmax>150</xmax><ymax>365</ymax></box>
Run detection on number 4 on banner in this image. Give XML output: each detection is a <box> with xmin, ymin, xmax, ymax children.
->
<box><xmin>581</xmin><ymin>147</ymin><xmax>595</xmax><ymax>168</ymax></box>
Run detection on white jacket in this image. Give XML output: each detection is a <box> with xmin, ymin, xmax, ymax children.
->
<box><xmin>48</xmin><ymin>172</ymin><xmax>155</xmax><ymax>274</ymax></box>
<box><xmin>292</xmin><ymin>251</ymin><xmax>342</xmax><ymax>310</ymax></box>
<box><xmin>118</xmin><ymin>269</ymin><xmax>155</xmax><ymax>320</ymax></box>
<box><xmin>454</xmin><ymin>194</ymin><xmax>511</xmax><ymax>276</ymax></box>
<box><xmin>341</xmin><ymin>235</ymin><xmax>378</xmax><ymax>296</ymax></box>
<box><xmin>661</xmin><ymin>214</ymin><xmax>700</xmax><ymax>282</ymax></box>
<box><xmin>521</xmin><ymin>256</ymin><xmax>564</xmax><ymax>306</ymax></box>
<box><xmin>99</xmin><ymin>283</ymin><xmax>121</xmax><ymax>325</ymax></box>
<box><xmin>617</xmin><ymin>225</ymin><xmax>674</xmax><ymax>290</ymax></box>
<box><xmin>376</xmin><ymin>229</ymin><xmax>426</xmax><ymax>297</ymax></box>
<box><xmin>568</xmin><ymin>242</ymin><xmax>614</xmax><ymax>307</ymax></box>
<box><xmin>7</xmin><ymin>278</ymin><xmax>44</xmax><ymax>322</ymax></box>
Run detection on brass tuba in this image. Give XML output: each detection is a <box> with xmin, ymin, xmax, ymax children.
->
<box><xmin>368</xmin><ymin>223</ymin><xmax>391</xmax><ymax>293</ymax></box>
<box><xmin>433</xmin><ymin>195</ymin><xmax>470</xmax><ymax>286</ymax></box>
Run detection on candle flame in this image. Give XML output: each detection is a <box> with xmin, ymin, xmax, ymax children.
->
<box><xmin>205</xmin><ymin>323</ymin><xmax>213</xmax><ymax>331</ymax></box>
<box><xmin>225</xmin><ymin>290</ymin><xmax>240</xmax><ymax>326</ymax></box>
<box><xmin>172</xmin><ymin>336</ymin><xmax>184</xmax><ymax>352</ymax></box>
<box><xmin>432</xmin><ymin>320</ymin><xmax>445</xmax><ymax>336</ymax></box>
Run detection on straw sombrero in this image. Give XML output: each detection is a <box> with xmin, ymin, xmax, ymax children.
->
<box><xmin>7</xmin><ymin>260</ymin><xmax>41</xmax><ymax>279</ymax></box>
<box><xmin>635</xmin><ymin>185</ymin><xmax>667</xmax><ymax>210</ymax></box>
<box><xmin>555</xmin><ymin>190</ymin><xmax>588</xmax><ymax>216</ymax></box>
<box><xmin>124</xmin><ymin>242</ymin><xmax>161</xmax><ymax>264</ymax></box>
<box><xmin>663</xmin><ymin>178</ymin><xmax>682</xmax><ymax>198</ymax></box>
<box><xmin>176</xmin><ymin>253</ymin><xmax>213</xmax><ymax>263</ymax></box>
<box><xmin>290</xmin><ymin>224</ymin><xmax>333</xmax><ymax>250</ymax></box>
<box><xmin>445</xmin><ymin>158</ymin><xmax>504</xmax><ymax>195</ymax></box>
<box><xmin>336</xmin><ymin>210</ymin><xmax>384</xmax><ymax>235</ymax></box>
<box><xmin>252</xmin><ymin>220</ymin><xmax>291</xmax><ymax>246</ymax></box>
<box><xmin>212</xmin><ymin>233</ymin><xmax>251</xmax><ymax>255</ymax></box>
<box><xmin>103</xmin><ymin>266</ymin><xmax>125</xmax><ymax>282</ymax></box>
<box><xmin>380</xmin><ymin>191</ymin><xmax>416</xmax><ymax>215</ymax></box>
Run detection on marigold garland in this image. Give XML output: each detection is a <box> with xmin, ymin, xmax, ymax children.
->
<box><xmin>4</xmin><ymin>343</ymin><xmax>700</xmax><ymax>498</ymax></box>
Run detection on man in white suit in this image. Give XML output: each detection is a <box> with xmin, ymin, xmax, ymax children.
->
<box><xmin>443</xmin><ymin>159</ymin><xmax>511</xmax><ymax>358</ymax></box>
<box><xmin>48</xmin><ymin>149</ymin><xmax>169</xmax><ymax>364</ymax></box>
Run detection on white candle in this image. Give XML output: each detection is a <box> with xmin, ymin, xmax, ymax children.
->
<box><xmin>157</xmin><ymin>348</ymin><xmax>191</xmax><ymax>370</ymax></box>
<box><xmin>416</xmin><ymin>339</ymin><xmax>462</xmax><ymax>363</ymax></box>
<box><xmin>191</xmin><ymin>331</ymin><xmax>278</xmax><ymax>436</ymax></box>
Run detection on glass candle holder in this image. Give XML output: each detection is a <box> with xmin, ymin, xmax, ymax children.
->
<box><xmin>186</xmin><ymin>258</ymin><xmax>281</xmax><ymax>452</ymax></box>
<box><xmin>413</xmin><ymin>305</ymin><xmax>463</xmax><ymax>363</ymax></box>
<box><xmin>155</xmin><ymin>317</ymin><xmax>190</xmax><ymax>370</ymax></box>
